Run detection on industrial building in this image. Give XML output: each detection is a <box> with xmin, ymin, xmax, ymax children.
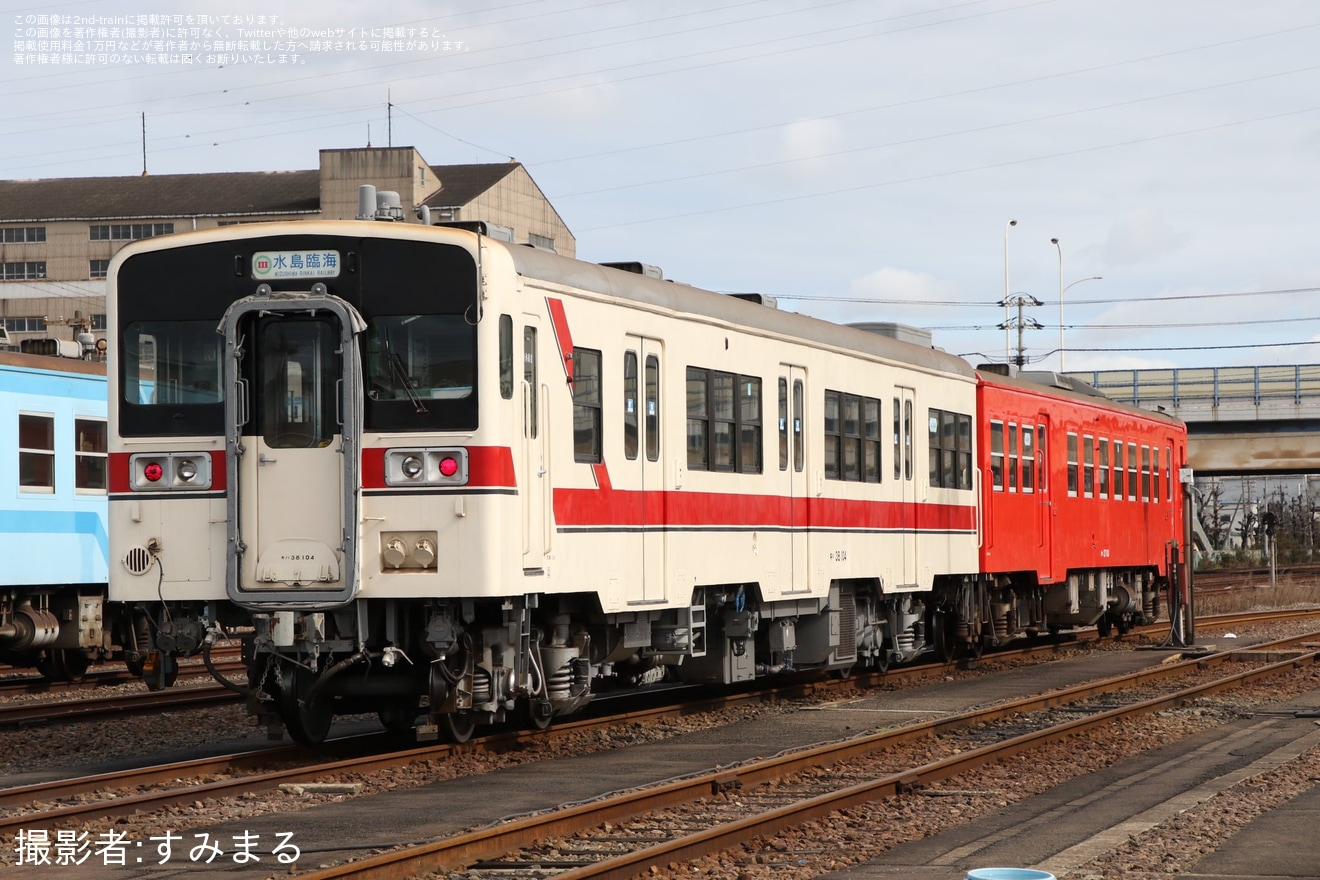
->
<box><xmin>0</xmin><ymin>146</ymin><xmax>573</xmax><ymax>349</ymax></box>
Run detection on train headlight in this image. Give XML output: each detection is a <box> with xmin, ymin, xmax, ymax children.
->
<box><xmin>384</xmin><ymin>447</ymin><xmax>469</xmax><ymax>486</ymax></box>
<box><xmin>130</xmin><ymin>453</ymin><xmax>214</xmax><ymax>491</ymax></box>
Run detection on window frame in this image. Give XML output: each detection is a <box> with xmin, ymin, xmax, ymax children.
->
<box><xmin>1066</xmin><ymin>431</ymin><xmax>1079</xmax><ymax>497</ymax></box>
<box><xmin>74</xmin><ymin>417</ymin><xmax>108</xmax><ymax>494</ymax></box>
<box><xmin>686</xmin><ymin>366</ymin><xmax>762</xmax><ymax>473</ymax></box>
<box><xmin>19</xmin><ymin>412</ymin><xmax>55</xmax><ymax>494</ymax></box>
<box><xmin>1082</xmin><ymin>434</ymin><xmax>1094</xmax><ymax>498</ymax></box>
<box><xmin>572</xmin><ymin>347</ymin><xmax>603</xmax><ymax>464</ymax></box>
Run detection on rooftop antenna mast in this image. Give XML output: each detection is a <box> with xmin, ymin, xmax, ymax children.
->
<box><xmin>140</xmin><ymin>112</ymin><xmax>147</xmax><ymax>176</ymax></box>
<box><xmin>387</xmin><ymin>89</ymin><xmax>392</xmax><ymax>147</ymax></box>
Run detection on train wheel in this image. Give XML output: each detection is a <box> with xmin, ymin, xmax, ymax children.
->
<box><xmin>280</xmin><ymin>665</ymin><xmax>333</xmax><ymax>746</ymax></box>
<box><xmin>142</xmin><ymin>652</ymin><xmax>179</xmax><ymax>691</ymax></box>
<box><xmin>378</xmin><ymin>700</ymin><xmax>421</xmax><ymax>736</ymax></box>
<box><xmin>520</xmin><ymin>698</ymin><xmax>554</xmax><ymax>731</ymax></box>
<box><xmin>38</xmin><ymin>648</ymin><xmax>91</xmax><ymax>682</ymax></box>
<box><xmin>931</xmin><ymin>612</ymin><xmax>955</xmax><ymax>663</ymax></box>
<box><xmin>1096</xmin><ymin>615</ymin><xmax>1114</xmax><ymax>638</ymax></box>
<box><xmin>442</xmin><ymin>710</ymin><xmax>477</xmax><ymax>744</ymax></box>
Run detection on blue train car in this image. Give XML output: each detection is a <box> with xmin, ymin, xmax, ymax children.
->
<box><xmin>0</xmin><ymin>347</ymin><xmax>119</xmax><ymax>679</ymax></box>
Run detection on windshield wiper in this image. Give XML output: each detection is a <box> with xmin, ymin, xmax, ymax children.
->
<box><xmin>382</xmin><ymin>328</ymin><xmax>427</xmax><ymax>414</ymax></box>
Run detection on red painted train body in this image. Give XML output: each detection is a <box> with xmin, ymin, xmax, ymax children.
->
<box><xmin>974</xmin><ymin>369</ymin><xmax>1186</xmax><ymax>639</ymax></box>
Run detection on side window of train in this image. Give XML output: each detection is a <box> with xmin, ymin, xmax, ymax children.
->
<box><xmin>75</xmin><ymin>417</ymin><xmax>108</xmax><ymax>493</ymax></box>
<box><xmin>903</xmin><ymin>399</ymin><xmax>913</xmax><ymax>481</ymax></box>
<box><xmin>792</xmin><ymin>379</ymin><xmax>804</xmax><ymax>473</ymax></box>
<box><xmin>738</xmin><ymin>376</ymin><xmax>762</xmax><ymax>474</ymax></box>
<box><xmin>1127</xmin><ymin>442</ymin><xmax>1138</xmax><ymax>500</ymax></box>
<box><xmin>897</xmin><ymin>398</ymin><xmax>908</xmax><ymax>482</ymax></box>
<box><xmin>1036</xmin><ymin>423</ymin><xmax>1047</xmax><ymax>492</ymax></box>
<box><xmin>1098</xmin><ymin>437</ymin><xmax>1109</xmax><ymax>498</ymax></box>
<box><xmin>958</xmin><ymin>413</ymin><xmax>973</xmax><ymax>490</ymax></box>
<box><xmin>864</xmin><ymin>398</ymin><xmax>881</xmax><ymax>482</ymax></box>
<box><xmin>1112</xmin><ymin>440</ymin><xmax>1123</xmax><ymax>502</ymax></box>
<box><xmin>645</xmin><ymin>355</ymin><xmax>660</xmax><ymax>463</ymax></box>
<box><xmin>686</xmin><ymin>367</ymin><xmax>762</xmax><ymax>473</ymax></box>
<box><xmin>928</xmin><ymin>408</ymin><xmax>964</xmax><ymax>489</ymax></box>
<box><xmin>1082</xmin><ymin>434</ymin><xmax>1094</xmax><ymax>498</ymax></box>
<box><xmin>1141</xmin><ymin>444</ymin><xmax>1151</xmax><ymax>502</ymax></box>
<box><xmin>1020</xmin><ymin>424</ymin><xmax>1034</xmax><ymax>493</ymax></box>
<box><xmin>824</xmin><ymin>391</ymin><xmax>840</xmax><ymax>479</ymax></box>
<box><xmin>523</xmin><ymin>326</ymin><xmax>537</xmax><ymax>440</ymax></box>
<box><xmin>778</xmin><ymin>377</ymin><xmax>788</xmax><ymax>471</ymax></box>
<box><xmin>1008</xmin><ymin>423</ymin><xmax>1019</xmax><ymax>492</ymax></box>
<box><xmin>1165</xmin><ymin>446</ymin><xmax>1173</xmax><ymax>502</ymax></box>
<box><xmin>828</xmin><ymin>391</ymin><xmax>880</xmax><ymax>483</ymax></box>
<box><xmin>572</xmin><ymin>347</ymin><xmax>602</xmax><ymax>464</ymax></box>
<box><xmin>687</xmin><ymin>368</ymin><xmax>709</xmax><ymax>470</ymax></box>
<box><xmin>1066</xmin><ymin>431</ymin><xmax>1078</xmax><ymax>497</ymax></box>
<box><xmin>499</xmin><ymin>315</ymin><xmax>513</xmax><ymax>400</ymax></box>
<box><xmin>18</xmin><ymin>412</ymin><xmax>54</xmax><ymax>493</ymax></box>
<box><xmin>624</xmin><ymin>351</ymin><xmax>639</xmax><ymax>461</ymax></box>
<box><xmin>990</xmin><ymin>421</ymin><xmax>1004</xmax><ymax>491</ymax></box>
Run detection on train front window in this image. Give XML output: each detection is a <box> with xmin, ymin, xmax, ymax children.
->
<box><xmin>259</xmin><ymin>319</ymin><xmax>336</xmax><ymax>449</ymax></box>
<box><xmin>365</xmin><ymin>315</ymin><xmax>474</xmax><ymax>404</ymax></box>
<box><xmin>119</xmin><ymin>320</ymin><xmax>224</xmax><ymax>436</ymax></box>
<box><xmin>123</xmin><ymin>321</ymin><xmax>223</xmax><ymax>406</ymax></box>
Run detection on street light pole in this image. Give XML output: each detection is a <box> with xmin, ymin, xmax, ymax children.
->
<box><xmin>1004</xmin><ymin>219</ymin><xmax>1017</xmax><ymax>363</ymax></box>
<box><xmin>1050</xmin><ymin>236</ymin><xmax>1100</xmax><ymax>372</ymax></box>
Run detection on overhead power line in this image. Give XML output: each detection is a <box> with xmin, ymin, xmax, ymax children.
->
<box><xmin>774</xmin><ymin>285</ymin><xmax>1320</xmax><ymax>308</ymax></box>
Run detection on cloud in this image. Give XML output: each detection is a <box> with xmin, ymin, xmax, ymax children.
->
<box><xmin>1103</xmin><ymin>210</ymin><xmax>1190</xmax><ymax>267</ymax></box>
<box><xmin>779</xmin><ymin>118</ymin><xmax>846</xmax><ymax>178</ymax></box>
<box><xmin>793</xmin><ymin>266</ymin><xmax>962</xmax><ymax>327</ymax></box>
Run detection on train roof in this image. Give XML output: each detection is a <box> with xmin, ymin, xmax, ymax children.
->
<box><xmin>0</xmin><ymin>348</ymin><xmax>105</xmax><ymax>377</ymax></box>
<box><xmin>975</xmin><ymin>365</ymin><xmax>1185</xmax><ymax>428</ymax></box>
<box><xmin>498</xmin><ymin>238</ymin><xmax>977</xmax><ymax>382</ymax></box>
<box><xmin>109</xmin><ymin>220</ymin><xmax>976</xmax><ymax>382</ymax></box>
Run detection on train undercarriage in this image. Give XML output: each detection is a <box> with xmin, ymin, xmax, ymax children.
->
<box><xmin>135</xmin><ymin>564</ymin><xmax>1165</xmax><ymax>746</ymax></box>
<box><xmin>0</xmin><ymin>589</ymin><xmax>156</xmax><ymax>683</ymax></box>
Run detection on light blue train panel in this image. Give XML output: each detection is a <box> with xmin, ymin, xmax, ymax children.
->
<box><xmin>0</xmin><ymin>352</ymin><xmax>109</xmax><ymax>671</ymax></box>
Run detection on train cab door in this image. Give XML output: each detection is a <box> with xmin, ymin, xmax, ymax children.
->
<box><xmin>522</xmin><ymin>316</ymin><xmax>549</xmax><ymax>572</ymax></box>
<box><xmin>626</xmin><ymin>336</ymin><xmax>666</xmax><ymax>603</ymax></box>
<box><xmin>221</xmin><ymin>291</ymin><xmax>364</xmax><ymax>607</ymax></box>
<box><xmin>782</xmin><ymin>367</ymin><xmax>810</xmax><ymax>593</ymax></box>
<box><xmin>897</xmin><ymin>387</ymin><xmax>918</xmax><ymax>587</ymax></box>
<box><xmin>1036</xmin><ymin>414</ymin><xmax>1054</xmax><ymax>581</ymax></box>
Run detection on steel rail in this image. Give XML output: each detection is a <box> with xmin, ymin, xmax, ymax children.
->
<box><xmin>6</xmin><ymin>611</ymin><xmax>1315</xmax><ymax>839</ymax></box>
<box><xmin>289</xmin><ymin>631</ymin><xmax>1320</xmax><ymax>880</ymax></box>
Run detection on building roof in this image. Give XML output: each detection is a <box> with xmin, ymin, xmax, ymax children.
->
<box><xmin>0</xmin><ymin>170</ymin><xmax>322</xmax><ymax>222</ymax></box>
<box><xmin>421</xmin><ymin>163</ymin><xmax>520</xmax><ymax>208</ymax></box>
<box><xmin>0</xmin><ymin>162</ymin><xmax>526</xmax><ymax>223</ymax></box>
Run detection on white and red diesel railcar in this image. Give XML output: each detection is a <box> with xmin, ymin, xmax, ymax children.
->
<box><xmin>106</xmin><ymin>214</ymin><xmax>1186</xmax><ymax>744</ymax></box>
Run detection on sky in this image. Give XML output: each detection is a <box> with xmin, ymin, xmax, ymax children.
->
<box><xmin>6</xmin><ymin>0</ymin><xmax>1320</xmax><ymax>374</ymax></box>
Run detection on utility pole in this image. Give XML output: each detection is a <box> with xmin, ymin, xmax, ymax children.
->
<box><xmin>998</xmin><ymin>294</ymin><xmax>1043</xmax><ymax>367</ymax></box>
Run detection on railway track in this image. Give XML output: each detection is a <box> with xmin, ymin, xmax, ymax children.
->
<box><xmin>0</xmin><ymin>654</ymin><xmax>244</xmax><ymax>700</ymax></box>
<box><xmin>4</xmin><ymin>611</ymin><xmax>1316</xmax><ymax>850</ymax></box>
<box><xmin>291</xmin><ymin>630</ymin><xmax>1320</xmax><ymax>880</ymax></box>
<box><xmin>0</xmin><ymin>607</ymin><xmax>1307</xmax><ymax>733</ymax></box>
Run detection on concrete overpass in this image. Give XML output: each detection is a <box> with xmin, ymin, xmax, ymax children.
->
<box><xmin>1066</xmin><ymin>364</ymin><xmax>1320</xmax><ymax>475</ymax></box>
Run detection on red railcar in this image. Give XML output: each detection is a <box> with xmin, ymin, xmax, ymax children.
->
<box><xmin>973</xmin><ymin>368</ymin><xmax>1187</xmax><ymax>636</ymax></box>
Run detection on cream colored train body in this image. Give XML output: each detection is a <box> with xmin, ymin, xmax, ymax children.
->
<box><xmin>108</xmin><ymin>218</ymin><xmax>981</xmax><ymax>743</ymax></box>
